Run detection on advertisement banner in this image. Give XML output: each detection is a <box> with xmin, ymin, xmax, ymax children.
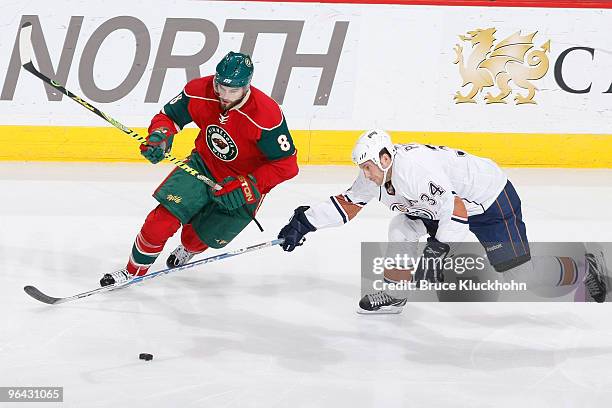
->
<box><xmin>1</xmin><ymin>1</ymin><xmax>611</xmax><ymax>165</ymax></box>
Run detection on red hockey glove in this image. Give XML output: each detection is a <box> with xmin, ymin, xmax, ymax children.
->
<box><xmin>213</xmin><ymin>175</ymin><xmax>261</xmax><ymax>211</ymax></box>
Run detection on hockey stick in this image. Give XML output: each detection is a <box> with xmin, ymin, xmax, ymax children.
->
<box><xmin>18</xmin><ymin>22</ymin><xmax>221</xmax><ymax>191</ymax></box>
<box><xmin>23</xmin><ymin>238</ymin><xmax>284</xmax><ymax>305</ymax></box>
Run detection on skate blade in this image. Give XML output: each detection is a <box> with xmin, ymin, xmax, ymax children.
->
<box><xmin>356</xmin><ymin>306</ymin><xmax>404</xmax><ymax>315</ymax></box>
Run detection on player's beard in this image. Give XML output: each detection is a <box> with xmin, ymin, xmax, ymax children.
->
<box><xmin>219</xmin><ymin>99</ymin><xmax>237</xmax><ymax>111</ymax></box>
<box><xmin>220</xmin><ymin>93</ymin><xmax>251</xmax><ymax>111</ymax></box>
<box><xmin>215</xmin><ymin>84</ymin><xmax>248</xmax><ymax>111</ymax></box>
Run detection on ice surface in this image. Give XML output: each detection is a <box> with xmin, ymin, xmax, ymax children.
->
<box><xmin>1</xmin><ymin>163</ymin><xmax>612</xmax><ymax>407</ymax></box>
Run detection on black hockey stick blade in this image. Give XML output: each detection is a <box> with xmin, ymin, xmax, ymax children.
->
<box><xmin>24</xmin><ymin>285</ymin><xmax>63</xmax><ymax>305</ymax></box>
<box><xmin>18</xmin><ymin>22</ymin><xmax>45</xmax><ymax>90</ymax></box>
<box><xmin>19</xmin><ymin>22</ymin><xmax>33</xmax><ymax>66</ymax></box>
<box><xmin>18</xmin><ymin>22</ymin><xmax>51</xmax><ymax>89</ymax></box>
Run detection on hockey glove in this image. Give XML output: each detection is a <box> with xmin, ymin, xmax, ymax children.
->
<box><xmin>278</xmin><ymin>206</ymin><xmax>317</xmax><ymax>252</ymax></box>
<box><xmin>213</xmin><ymin>175</ymin><xmax>261</xmax><ymax>211</ymax></box>
<box><xmin>414</xmin><ymin>237</ymin><xmax>450</xmax><ymax>286</ymax></box>
<box><xmin>140</xmin><ymin>128</ymin><xmax>174</xmax><ymax>164</ymax></box>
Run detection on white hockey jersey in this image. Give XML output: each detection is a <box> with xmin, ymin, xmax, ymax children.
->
<box><xmin>304</xmin><ymin>143</ymin><xmax>507</xmax><ymax>241</ymax></box>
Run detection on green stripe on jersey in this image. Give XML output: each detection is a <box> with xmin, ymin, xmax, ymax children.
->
<box><xmin>257</xmin><ymin>117</ymin><xmax>296</xmax><ymax>160</ymax></box>
<box><xmin>163</xmin><ymin>91</ymin><xmax>193</xmax><ymax>130</ymax></box>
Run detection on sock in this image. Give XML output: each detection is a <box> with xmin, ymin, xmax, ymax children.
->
<box><xmin>126</xmin><ymin>205</ymin><xmax>181</xmax><ymax>276</ymax></box>
<box><xmin>504</xmin><ymin>255</ymin><xmax>585</xmax><ymax>289</ymax></box>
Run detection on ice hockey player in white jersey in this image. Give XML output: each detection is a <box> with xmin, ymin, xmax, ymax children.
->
<box><xmin>278</xmin><ymin>129</ymin><xmax>608</xmax><ymax>313</ymax></box>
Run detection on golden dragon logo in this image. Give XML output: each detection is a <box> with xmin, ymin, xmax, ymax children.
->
<box><xmin>453</xmin><ymin>28</ymin><xmax>551</xmax><ymax>104</ymax></box>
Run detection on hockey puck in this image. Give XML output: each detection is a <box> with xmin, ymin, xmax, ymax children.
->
<box><xmin>139</xmin><ymin>353</ymin><xmax>153</xmax><ymax>361</ymax></box>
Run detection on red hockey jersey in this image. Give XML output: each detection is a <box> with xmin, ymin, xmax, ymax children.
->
<box><xmin>148</xmin><ymin>75</ymin><xmax>298</xmax><ymax>194</ymax></box>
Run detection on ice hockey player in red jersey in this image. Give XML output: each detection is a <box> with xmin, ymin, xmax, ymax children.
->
<box><xmin>278</xmin><ymin>129</ymin><xmax>608</xmax><ymax>312</ymax></box>
<box><xmin>100</xmin><ymin>51</ymin><xmax>298</xmax><ymax>287</ymax></box>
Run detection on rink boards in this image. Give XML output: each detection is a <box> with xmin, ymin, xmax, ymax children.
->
<box><xmin>1</xmin><ymin>0</ymin><xmax>611</xmax><ymax>166</ymax></box>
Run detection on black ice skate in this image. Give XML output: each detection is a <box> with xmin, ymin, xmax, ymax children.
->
<box><xmin>166</xmin><ymin>245</ymin><xmax>199</xmax><ymax>268</ymax></box>
<box><xmin>100</xmin><ymin>268</ymin><xmax>132</xmax><ymax>287</ymax></box>
<box><xmin>357</xmin><ymin>291</ymin><xmax>407</xmax><ymax>314</ymax></box>
<box><xmin>584</xmin><ymin>252</ymin><xmax>608</xmax><ymax>303</ymax></box>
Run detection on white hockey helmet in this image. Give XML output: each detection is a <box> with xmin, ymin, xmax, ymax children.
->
<box><xmin>351</xmin><ymin>129</ymin><xmax>396</xmax><ymax>171</ymax></box>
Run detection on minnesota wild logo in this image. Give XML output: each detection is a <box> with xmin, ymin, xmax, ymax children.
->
<box><xmin>206</xmin><ymin>125</ymin><xmax>238</xmax><ymax>161</ymax></box>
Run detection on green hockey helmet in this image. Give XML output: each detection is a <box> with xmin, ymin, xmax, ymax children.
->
<box><xmin>214</xmin><ymin>51</ymin><xmax>254</xmax><ymax>88</ymax></box>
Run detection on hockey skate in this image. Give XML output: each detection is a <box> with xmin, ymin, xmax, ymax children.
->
<box><xmin>357</xmin><ymin>291</ymin><xmax>407</xmax><ymax>314</ymax></box>
<box><xmin>99</xmin><ymin>268</ymin><xmax>133</xmax><ymax>287</ymax></box>
<box><xmin>166</xmin><ymin>245</ymin><xmax>200</xmax><ymax>268</ymax></box>
<box><xmin>584</xmin><ymin>251</ymin><xmax>608</xmax><ymax>303</ymax></box>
